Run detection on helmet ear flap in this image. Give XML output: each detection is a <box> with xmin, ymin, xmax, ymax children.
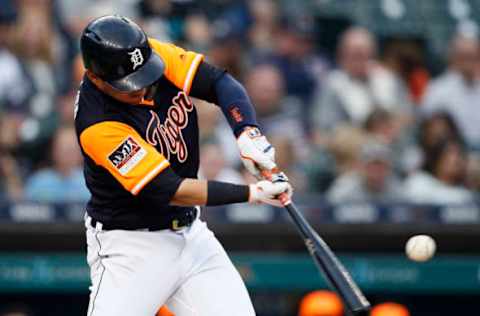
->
<box><xmin>88</xmin><ymin>60</ymin><xmax>107</xmax><ymax>80</ymax></box>
<box><xmin>85</xmin><ymin>70</ymin><xmax>105</xmax><ymax>90</ymax></box>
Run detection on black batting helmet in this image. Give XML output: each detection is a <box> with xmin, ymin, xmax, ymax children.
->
<box><xmin>80</xmin><ymin>15</ymin><xmax>165</xmax><ymax>92</ymax></box>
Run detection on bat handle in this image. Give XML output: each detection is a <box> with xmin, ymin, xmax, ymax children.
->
<box><xmin>261</xmin><ymin>169</ymin><xmax>291</xmax><ymax>206</ymax></box>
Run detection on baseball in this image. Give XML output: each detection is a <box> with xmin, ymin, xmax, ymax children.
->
<box><xmin>405</xmin><ymin>235</ymin><xmax>436</xmax><ymax>262</ymax></box>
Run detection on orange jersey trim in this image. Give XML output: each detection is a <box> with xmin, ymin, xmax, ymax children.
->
<box><xmin>79</xmin><ymin>121</ymin><xmax>169</xmax><ymax>195</ymax></box>
<box><xmin>130</xmin><ymin>159</ymin><xmax>170</xmax><ymax>195</ymax></box>
<box><xmin>183</xmin><ymin>53</ymin><xmax>203</xmax><ymax>94</ymax></box>
<box><xmin>148</xmin><ymin>38</ymin><xmax>204</xmax><ymax>94</ymax></box>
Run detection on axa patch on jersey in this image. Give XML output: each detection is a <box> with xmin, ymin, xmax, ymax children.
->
<box><xmin>108</xmin><ymin>137</ymin><xmax>147</xmax><ymax>175</ymax></box>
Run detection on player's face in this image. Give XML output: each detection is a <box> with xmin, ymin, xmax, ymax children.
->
<box><xmin>87</xmin><ymin>71</ymin><xmax>157</xmax><ymax>104</ymax></box>
<box><xmin>111</xmin><ymin>88</ymin><xmax>148</xmax><ymax>104</ymax></box>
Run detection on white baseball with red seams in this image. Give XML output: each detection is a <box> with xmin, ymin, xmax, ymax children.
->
<box><xmin>405</xmin><ymin>235</ymin><xmax>437</xmax><ymax>262</ymax></box>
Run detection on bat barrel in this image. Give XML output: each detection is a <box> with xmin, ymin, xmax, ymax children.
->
<box><xmin>284</xmin><ymin>203</ymin><xmax>371</xmax><ymax>314</ymax></box>
<box><xmin>260</xmin><ymin>169</ymin><xmax>370</xmax><ymax>314</ymax></box>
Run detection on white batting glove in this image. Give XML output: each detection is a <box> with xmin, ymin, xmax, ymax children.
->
<box><xmin>237</xmin><ymin>127</ymin><xmax>276</xmax><ymax>179</ymax></box>
<box><xmin>249</xmin><ymin>180</ymin><xmax>292</xmax><ymax>207</ymax></box>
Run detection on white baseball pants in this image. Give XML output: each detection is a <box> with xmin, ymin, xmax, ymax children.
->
<box><xmin>85</xmin><ymin>215</ymin><xmax>255</xmax><ymax>316</ymax></box>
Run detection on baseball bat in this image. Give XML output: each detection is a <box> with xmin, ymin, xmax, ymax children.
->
<box><xmin>263</xmin><ymin>171</ymin><xmax>371</xmax><ymax>315</ymax></box>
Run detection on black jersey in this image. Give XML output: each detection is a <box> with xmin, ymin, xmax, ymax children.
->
<box><xmin>75</xmin><ymin>39</ymin><xmax>204</xmax><ymax>226</ymax></box>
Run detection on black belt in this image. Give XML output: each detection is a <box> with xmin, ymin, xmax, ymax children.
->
<box><xmin>89</xmin><ymin>208</ymin><xmax>198</xmax><ymax>231</ymax></box>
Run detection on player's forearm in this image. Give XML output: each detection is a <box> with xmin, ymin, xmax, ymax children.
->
<box><xmin>214</xmin><ymin>73</ymin><xmax>259</xmax><ymax>136</ymax></box>
<box><xmin>170</xmin><ymin>179</ymin><xmax>250</xmax><ymax>206</ymax></box>
<box><xmin>170</xmin><ymin>178</ymin><xmax>208</xmax><ymax>206</ymax></box>
<box><xmin>189</xmin><ymin>62</ymin><xmax>259</xmax><ymax>136</ymax></box>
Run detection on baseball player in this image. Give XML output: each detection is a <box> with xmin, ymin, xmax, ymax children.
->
<box><xmin>75</xmin><ymin>15</ymin><xmax>291</xmax><ymax>316</ymax></box>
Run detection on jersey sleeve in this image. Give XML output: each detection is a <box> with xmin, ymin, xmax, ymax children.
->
<box><xmin>148</xmin><ymin>38</ymin><xmax>204</xmax><ymax>94</ymax></box>
<box><xmin>79</xmin><ymin>121</ymin><xmax>170</xmax><ymax>195</ymax></box>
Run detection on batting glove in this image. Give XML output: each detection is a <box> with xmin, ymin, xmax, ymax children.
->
<box><xmin>249</xmin><ymin>179</ymin><xmax>293</xmax><ymax>207</ymax></box>
<box><xmin>237</xmin><ymin>127</ymin><xmax>276</xmax><ymax>179</ymax></box>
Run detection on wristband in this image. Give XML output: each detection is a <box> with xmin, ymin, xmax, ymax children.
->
<box><xmin>206</xmin><ymin>181</ymin><xmax>250</xmax><ymax>206</ymax></box>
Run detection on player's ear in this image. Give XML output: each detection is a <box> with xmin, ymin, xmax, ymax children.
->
<box><xmin>86</xmin><ymin>70</ymin><xmax>110</xmax><ymax>92</ymax></box>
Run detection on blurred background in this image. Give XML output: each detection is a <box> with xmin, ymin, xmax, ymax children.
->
<box><xmin>0</xmin><ymin>0</ymin><xmax>479</xmax><ymax>315</ymax></box>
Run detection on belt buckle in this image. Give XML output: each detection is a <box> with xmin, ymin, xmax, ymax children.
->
<box><xmin>171</xmin><ymin>219</ymin><xmax>185</xmax><ymax>231</ymax></box>
<box><xmin>171</xmin><ymin>209</ymin><xmax>196</xmax><ymax>231</ymax></box>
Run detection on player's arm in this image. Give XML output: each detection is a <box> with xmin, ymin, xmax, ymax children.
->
<box><xmin>148</xmin><ymin>40</ymin><xmax>276</xmax><ymax>177</ymax></box>
<box><xmin>170</xmin><ymin>178</ymin><xmax>291</xmax><ymax>207</ymax></box>
<box><xmin>79</xmin><ymin>121</ymin><xmax>290</xmax><ymax>207</ymax></box>
<box><xmin>189</xmin><ymin>62</ymin><xmax>277</xmax><ymax>178</ymax></box>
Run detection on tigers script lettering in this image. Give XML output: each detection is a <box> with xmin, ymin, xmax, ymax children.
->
<box><xmin>145</xmin><ymin>91</ymin><xmax>194</xmax><ymax>163</ymax></box>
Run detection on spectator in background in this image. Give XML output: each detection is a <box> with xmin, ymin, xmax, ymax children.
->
<box><xmin>381</xmin><ymin>39</ymin><xmax>430</xmax><ymax>105</ymax></box>
<box><xmin>183</xmin><ymin>13</ymin><xmax>212</xmax><ymax>52</ymax></box>
<box><xmin>328</xmin><ymin>126</ymin><xmax>367</xmax><ymax>177</ymax></box>
<box><xmin>208</xmin><ymin>0</ymin><xmax>251</xmax><ymax>50</ymax></box>
<box><xmin>303</xmin><ymin>125</ymin><xmax>365</xmax><ymax>193</ymax></box>
<box><xmin>466</xmin><ymin>152</ymin><xmax>480</xmax><ymax>192</ymax></box>
<box><xmin>208</xmin><ymin>18</ymin><xmax>246</xmax><ymax>79</ymax></box>
<box><xmin>6</xmin><ymin>0</ymin><xmax>60</xmax><ymax>168</ymax></box>
<box><xmin>0</xmin><ymin>0</ymin><xmax>24</xmax><ymax>202</ymax></box>
<box><xmin>260</xmin><ymin>14</ymin><xmax>328</xmax><ymax>132</ymax></box>
<box><xmin>312</xmin><ymin>27</ymin><xmax>411</xmax><ymax>137</ymax></box>
<box><xmin>195</xmin><ymin>99</ymin><xmax>239</xmax><ymax>168</ymax></box>
<box><xmin>298</xmin><ymin>290</ymin><xmax>343</xmax><ymax>316</ymax></box>
<box><xmin>364</xmin><ymin>109</ymin><xmax>398</xmax><ymax>145</ymax></box>
<box><xmin>137</xmin><ymin>0</ymin><xmax>194</xmax><ymax>42</ymax></box>
<box><xmin>0</xmin><ymin>148</ymin><xmax>23</xmax><ymax>202</ymax></box>
<box><xmin>0</xmin><ymin>0</ymin><xmax>30</xmax><ymax>162</ymax></box>
<box><xmin>364</xmin><ymin>109</ymin><xmax>418</xmax><ymax>174</ymax></box>
<box><xmin>422</xmin><ymin>32</ymin><xmax>480</xmax><ymax>150</ymax></box>
<box><xmin>408</xmin><ymin>112</ymin><xmax>465</xmax><ymax>173</ymax></box>
<box><xmin>0</xmin><ymin>0</ymin><xmax>30</xmax><ymax>112</ymax></box>
<box><xmin>56</xmin><ymin>90</ymin><xmax>77</xmax><ymax>126</ymax></box>
<box><xmin>418</xmin><ymin>112</ymin><xmax>464</xmax><ymax>152</ymax></box>
<box><xmin>24</xmin><ymin>126</ymin><xmax>89</xmax><ymax>203</ymax></box>
<box><xmin>327</xmin><ymin>140</ymin><xmax>404</xmax><ymax>204</ymax></box>
<box><xmin>270</xmin><ymin>14</ymin><xmax>323</xmax><ymax>103</ymax></box>
<box><xmin>244</xmin><ymin>63</ymin><xmax>307</xmax><ymax>156</ymax></box>
<box><xmin>58</xmin><ymin>0</ymin><xmax>134</xmax><ymax>36</ymax></box>
<box><xmin>199</xmin><ymin>141</ymin><xmax>244</xmax><ymax>184</ymax></box>
<box><xmin>268</xmin><ymin>135</ymin><xmax>307</xmax><ymax>192</ymax></box>
<box><xmin>404</xmin><ymin>139</ymin><xmax>474</xmax><ymax>205</ymax></box>
<box><xmin>247</xmin><ymin>0</ymin><xmax>279</xmax><ymax>55</ymax></box>
<box><xmin>136</xmin><ymin>0</ymin><xmax>172</xmax><ymax>41</ymax></box>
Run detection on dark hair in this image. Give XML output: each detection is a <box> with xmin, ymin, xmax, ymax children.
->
<box><xmin>422</xmin><ymin>138</ymin><xmax>466</xmax><ymax>182</ymax></box>
<box><xmin>364</xmin><ymin>108</ymin><xmax>392</xmax><ymax>131</ymax></box>
<box><xmin>0</xmin><ymin>0</ymin><xmax>17</xmax><ymax>25</ymax></box>
<box><xmin>419</xmin><ymin>111</ymin><xmax>464</xmax><ymax>150</ymax></box>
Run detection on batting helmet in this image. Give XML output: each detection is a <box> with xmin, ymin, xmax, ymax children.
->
<box><xmin>80</xmin><ymin>15</ymin><xmax>165</xmax><ymax>92</ymax></box>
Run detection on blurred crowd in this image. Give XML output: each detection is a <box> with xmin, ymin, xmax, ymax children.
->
<box><xmin>1</xmin><ymin>0</ymin><xmax>480</xmax><ymax>210</ymax></box>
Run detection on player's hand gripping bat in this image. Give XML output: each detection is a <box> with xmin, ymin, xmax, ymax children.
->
<box><xmin>262</xmin><ymin>170</ymin><xmax>371</xmax><ymax>316</ymax></box>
